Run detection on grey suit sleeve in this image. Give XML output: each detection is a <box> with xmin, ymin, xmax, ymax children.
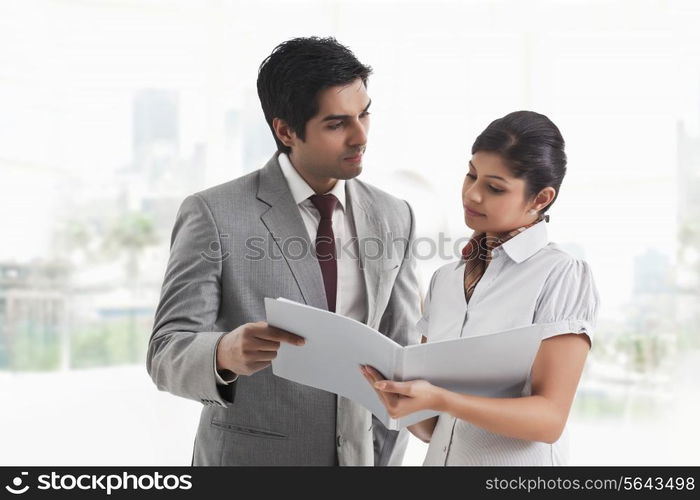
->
<box><xmin>213</xmin><ymin>335</ymin><xmax>239</xmax><ymax>384</ymax></box>
<box><xmin>147</xmin><ymin>194</ymin><xmax>235</xmax><ymax>407</ymax></box>
<box><xmin>373</xmin><ymin>200</ymin><xmax>422</xmax><ymax>466</ymax></box>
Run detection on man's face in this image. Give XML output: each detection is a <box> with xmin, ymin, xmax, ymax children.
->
<box><xmin>288</xmin><ymin>78</ymin><xmax>371</xmax><ymax>181</ymax></box>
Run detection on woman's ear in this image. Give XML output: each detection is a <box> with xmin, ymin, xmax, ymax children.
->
<box><xmin>532</xmin><ymin>187</ymin><xmax>556</xmax><ymax>212</ymax></box>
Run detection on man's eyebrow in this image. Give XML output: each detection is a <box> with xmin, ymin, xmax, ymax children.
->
<box><xmin>320</xmin><ymin>99</ymin><xmax>372</xmax><ymax>122</ymax></box>
<box><xmin>468</xmin><ymin>160</ymin><xmax>509</xmax><ymax>183</ymax></box>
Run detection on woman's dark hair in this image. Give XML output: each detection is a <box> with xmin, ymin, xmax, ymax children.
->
<box><xmin>471</xmin><ymin>110</ymin><xmax>567</xmax><ymax>214</ymax></box>
<box><xmin>257</xmin><ymin>37</ymin><xmax>373</xmax><ymax>154</ymax></box>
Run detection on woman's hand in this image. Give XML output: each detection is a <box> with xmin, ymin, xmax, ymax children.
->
<box><xmin>359</xmin><ymin>365</ymin><xmax>445</xmax><ymax>419</ymax></box>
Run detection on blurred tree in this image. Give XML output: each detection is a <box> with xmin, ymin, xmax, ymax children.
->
<box><xmin>102</xmin><ymin>212</ymin><xmax>159</xmax><ymax>281</ymax></box>
<box><xmin>101</xmin><ymin>212</ymin><xmax>159</xmax><ymax>361</ymax></box>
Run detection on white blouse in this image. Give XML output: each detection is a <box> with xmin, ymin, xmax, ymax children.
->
<box><xmin>420</xmin><ymin>220</ymin><xmax>600</xmax><ymax>466</ymax></box>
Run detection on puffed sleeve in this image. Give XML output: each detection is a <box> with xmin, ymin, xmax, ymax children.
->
<box><xmin>533</xmin><ymin>257</ymin><xmax>600</xmax><ymax>345</ymax></box>
<box><xmin>416</xmin><ymin>269</ymin><xmax>438</xmax><ymax>338</ymax></box>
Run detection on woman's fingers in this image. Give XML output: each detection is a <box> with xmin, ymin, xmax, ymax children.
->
<box><xmin>360</xmin><ymin>365</ymin><xmax>413</xmax><ymax>399</ymax></box>
<box><xmin>359</xmin><ymin>369</ymin><xmax>437</xmax><ymax>419</ymax></box>
<box><xmin>358</xmin><ymin>367</ymin><xmax>427</xmax><ymax>419</ymax></box>
<box><xmin>359</xmin><ymin>365</ymin><xmax>373</xmax><ymax>384</ymax></box>
<box><xmin>374</xmin><ymin>380</ymin><xmax>413</xmax><ymax>396</ymax></box>
<box><xmin>359</xmin><ymin>365</ymin><xmax>395</xmax><ymax>407</ymax></box>
<box><xmin>362</xmin><ymin>365</ymin><xmax>386</xmax><ymax>382</ymax></box>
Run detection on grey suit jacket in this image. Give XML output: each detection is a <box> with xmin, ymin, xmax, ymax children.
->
<box><xmin>147</xmin><ymin>154</ymin><xmax>421</xmax><ymax>466</ymax></box>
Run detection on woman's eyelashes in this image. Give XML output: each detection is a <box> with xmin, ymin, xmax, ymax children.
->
<box><xmin>466</xmin><ymin>172</ymin><xmax>505</xmax><ymax>194</ymax></box>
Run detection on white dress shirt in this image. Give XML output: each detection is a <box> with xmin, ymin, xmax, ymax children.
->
<box><xmin>420</xmin><ymin>220</ymin><xmax>600</xmax><ymax>465</ymax></box>
<box><xmin>214</xmin><ymin>153</ymin><xmax>367</xmax><ymax>384</ymax></box>
<box><xmin>277</xmin><ymin>153</ymin><xmax>368</xmax><ymax>321</ymax></box>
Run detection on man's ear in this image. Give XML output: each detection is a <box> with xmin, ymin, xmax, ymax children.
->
<box><xmin>272</xmin><ymin>118</ymin><xmax>296</xmax><ymax>149</ymax></box>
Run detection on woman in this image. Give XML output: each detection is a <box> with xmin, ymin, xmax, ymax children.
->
<box><xmin>361</xmin><ymin>110</ymin><xmax>599</xmax><ymax>465</ymax></box>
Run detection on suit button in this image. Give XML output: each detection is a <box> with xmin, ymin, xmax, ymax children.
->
<box><xmin>337</xmin><ymin>435</ymin><xmax>344</xmax><ymax>447</ymax></box>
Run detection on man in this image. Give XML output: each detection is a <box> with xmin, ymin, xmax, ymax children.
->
<box><xmin>147</xmin><ymin>37</ymin><xmax>421</xmax><ymax>466</ymax></box>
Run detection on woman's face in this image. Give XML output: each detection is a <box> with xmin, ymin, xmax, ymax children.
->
<box><xmin>462</xmin><ymin>151</ymin><xmax>554</xmax><ymax>235</ymax></box>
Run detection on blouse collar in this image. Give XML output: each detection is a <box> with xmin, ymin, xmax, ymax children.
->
<box><xmin>454</xmin><ymin>218</ymin><xmax>550</xmax><ymax>269</ymax></box>
<box><xmin>500</xmin><ymin>219</ymin><xmax>549</xmax><ymax>263</ymax></box>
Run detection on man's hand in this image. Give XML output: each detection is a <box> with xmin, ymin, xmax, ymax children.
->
<box><xmin>216</xmin><ymin>321</ymin><xmax>305</xmax><ymax>376</ymax></box>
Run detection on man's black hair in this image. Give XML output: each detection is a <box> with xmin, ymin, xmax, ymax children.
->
<box><xmin>257</xmin><ymin>36</ymin><xmax>373</xmax><ymax>154</ymax></box>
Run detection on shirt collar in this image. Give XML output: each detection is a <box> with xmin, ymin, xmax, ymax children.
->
<box><xmin>499</xmin><ymin>219</ymin><xmax>549</xmax><ymax>263</ymax></box>
<box><xmin>453</xmin><ymin>219</ymin><xmax>549</xmax><ymax>269</ymax></box>
<box><xmin>277</xmin><ymin>153</ymin><xmax>346</xmax><ymax>210</ymax></box>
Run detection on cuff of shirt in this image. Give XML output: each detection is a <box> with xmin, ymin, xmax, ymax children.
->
<box><xmin>213</xmin><ymin>334</ymin><xmax>239</xmax><ymax>385</ymax></box>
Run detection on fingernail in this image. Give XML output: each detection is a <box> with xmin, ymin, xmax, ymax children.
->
<box><xmin>297</xmin><ymin>339</ymin><xmax>305</xmax><ymax>345</ymax></box>
<box><xmin>375</xmin><ymin>382</ymin><xmax>386</xmax><ymax>389</ymax></box>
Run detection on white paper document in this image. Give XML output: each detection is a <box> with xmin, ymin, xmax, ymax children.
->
<box><xmin>265</xmin><ymin>297</ymin><xmax>546</xmax><ymax>430</ymax></box>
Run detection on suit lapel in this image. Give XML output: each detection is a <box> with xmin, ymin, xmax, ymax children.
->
<box><xmin>257</xmin><ymin>155</ymin><xmax>328</xmax><ymax>310</ymax></box>
<box><xmin>346</xmin><ymin>180</ymin><xmax>385</xmax><ymax>327</ymax></box>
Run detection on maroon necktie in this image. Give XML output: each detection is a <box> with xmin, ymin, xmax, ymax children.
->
<box><xmin>309</xmin><ymin>194</ymin><xmax>338</xmax><ymax>313</ymax></box>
